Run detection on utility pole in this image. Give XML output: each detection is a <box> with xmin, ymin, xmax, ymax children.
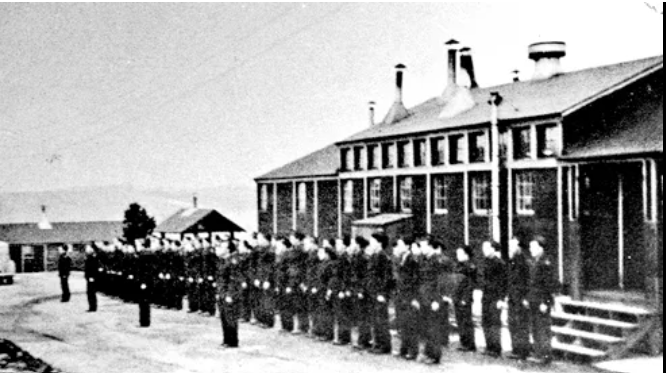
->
<box><xmin>489</xmin><ymin>92</ymin><xmax>503</xmax><ymax>244</ymax></box>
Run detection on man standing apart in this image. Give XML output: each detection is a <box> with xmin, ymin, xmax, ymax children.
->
<box><xmin>481</xmin><ymin>241</ymin><xmax>507</xmax><ymax>358</ymax></box>
<box><xmin>528</xmin><ymin>236</ymin><xmax>558</xmax><ymax>365</ymax></box>
<box><xmin>58</xmin><ymin>246</ymin><xmax>72</xmax><ymax>303</ymax></box>
<box><xmin>85</xmin><ymin>244</ymin><xmax>100</xmax><ymax>312</ymax></box>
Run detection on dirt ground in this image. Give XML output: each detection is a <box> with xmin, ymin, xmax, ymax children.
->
<box><xmin>1</xmin><ymin>273</ymin><xmax>607</xmax><ymax>373</ymax></box>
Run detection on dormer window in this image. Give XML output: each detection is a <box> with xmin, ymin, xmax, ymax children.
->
<box><xmin>537</xmin><ymin>124</ymin><xmax>559</xmax><ymax>158</ymax></box>
<box><xmin>469</xmin><ymin>131</ymin><xmax>488</xmax><ymax>163</ymax></box>
<box><xmin>414</xmin><ymin>139</ymin><xmax>427</xmax><ymax>167</ymax></box>
<box><xmin>398</xmin><ymin>141</ymin><xmax>412</xmax><ymax>168</ymax></box>
<box><xmin>513</xmin><ymin>127</ymin><xmax>532</xmax><ymax>160</ymax></box>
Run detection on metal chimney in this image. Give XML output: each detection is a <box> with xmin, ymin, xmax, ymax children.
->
<box><xmin>529</xmin><ymin>41</ymin><xmax>567</xmax><ymax>80</ymax></box>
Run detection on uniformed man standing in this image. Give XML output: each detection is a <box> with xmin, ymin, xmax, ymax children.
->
<box><xmin>454</xmin><ymin>245</ymin><xmax>477</xmax><ymax>353</ymax></box>
<box><xmin>331</xmin><ymin>238</ymin><xmax>352</xmax><ymax>346</ymax></box>
<box><xmin>420</xmin><ymin>239</ymin><xmax>447</xmax><ymax>365</ymax></box>
<box><xmin>202</xmin><ymin>240</ymin><xmax>219</xmax><ymax>317</ymax></box>
<box><xmin>276</xmin><ymin>237</ymin><xmax>295</xmax><ymax>333</ymax></box>
<box><xmin>507</xmin><ymin>237</ymin><xmax>532</xmax><ymax>361</ymax></box>
<box><xmin>255</xmin><ymin>233</ymin><xmax>276</xmax><ymax>328</ymax></box>
<box><xmin>217</xmin><ymin>240</ymin><xmax>241</xmax><ymax>348</ymax></box>
<box><xmin>58</xmin><ymin>246</ymin><xmax>72</xmax><ymax>303</ymax></box>
<box><xmin>289</xmin><ymin>232</ymin><xmax>309</xmax><ymax>335</ymax></box>
<box><xmin>394</xmin><ymin>238</ymin><xmax>421</xmax><ymax>361</ymax></box>
<box><xmin>84</xmin><ymin>244</ymin><xmax>100</xmax><ymax>312</ymax></box>
<box><xmin>350</xmin><ymin>237</ymin><xmax>372</xmax><ymax>351</ymax></box>
<box><xmin>185</xmin><ymin>240</ymin><xmax>201</xmax><ymax>313</ymax></box>
<box><xmin>481</xmin><ymin>241</ymin><xmax>508</xmax><ymax>358</ymax></box>
<box><xmin>527</xmin><ymin>236</ymin><xmax>558</xmax><ymax>365</ymax></box>
<box><xmin>137</xmin><ymin>240</ymin><xmax>156</xmax><ymax>328</ymax></box>
<box><xmin>366</xmin><ymin>233</ymin><xmax>393</xmax><ymax>355</ymax></box>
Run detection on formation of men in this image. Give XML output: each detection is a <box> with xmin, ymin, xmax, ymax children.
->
<box><xmin>63</xmin><ymin>231</ymin><xmax>558</xmax><ymax>365</ymax></box>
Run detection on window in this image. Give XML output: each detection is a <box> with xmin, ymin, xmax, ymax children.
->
<box><xmin>368</xmin><ymin>145</ymin><xmax>380</xmax><ymax>170</ymax></box>
<box><xmin>537</xmin><ymin>125</ymin><xmax>558</xmax><ymax>158</ymax></box>
<box><xmin>400</xmin><ymin>177</ymin><xmax>413</xmax><ymax>212</ymax></box>
<box><xmin>414</xmin><ymin>140</ymin><xmax>427</xmax><ymax>167</ymax></box>
<box><xmin>398</xmin><ymin>141</ymin><xmax>412</xmax><ymax>168</ymax></box>
<box><xmin>516</xmin><ymin>171</ymin><xmax>536</xmax><ymax>215</ymax></box>
<box><xmin>431</xmin><ymin>137</ymin><xmax>446</xmax><ymax>166</ymax></box>
<box><xmin>298</xmin><ymin>183</ymin><xmax>307</xmax><ymax>213</ymax></box>
<box><xmin>341</xmin><ymin>148</ymin><xmax>353</xmax><ymax>171</ymax></box>
<box><xmin>370</xmin><ymin>179</ymin><xmax>381</xmax><ymax>212</ymax></box>
<box><xmin>22</xmin><ymin>246</ymin><xmax>35</xmax><ymax>260</ymax></box>
<box><xmin>469</xmin><ymin>132</ymin><xmax>488</xmax><ymax>163</ymax></box>
<box><xmin>449</xmin><ymin>135</ymin><xmax>466</xmax><ymax>165</ymax></box>
<box><xmin>343</xmin><ymin>180</ymin><xmax>354</xmax><ymax>213</ymax></box>
<box><xmin>513</xmin><ymin>127</ymin><xmax>532</xmax><ymax>160</ymax></box>
<box><xmin>354</xmin><ymin>147</ymin><xmax>366</xmax><ymax>171</ymax></box>
<box><xmin>472</xmin><ymin>174</ymin><xmax>491</xmax><ymax>215</ymax></box>
<box><xmin>260</xmin><ymin>185</ymin><xmax>269</xmax><ymax>212</ymax></box>
<box><xmin>433</xmin><ymin>176</ymin><xmax>449</xmax><ymax>214</ymax></box>
<box><xmin>382</xmin><ymin>143</ymin><xmax>396</xmax><ymax>169</ymax></box>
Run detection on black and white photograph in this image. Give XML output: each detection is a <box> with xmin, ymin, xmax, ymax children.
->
<box><xmin>0</xmin><ymin>2</ymin><xmax>662</xmax><ymax>373</ymax></box>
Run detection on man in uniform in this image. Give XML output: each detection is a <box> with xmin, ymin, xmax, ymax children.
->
<box><xmin>171</xmin><ymin>240</ymin><xmax>187</xmax><ymax>311</ymax></box>
<box><xmin>454</xmin><ymin>245</ymin><xmax>478</xmax><ymax>353</ymax></box>
<box><xmin>420</xmin><ymin>238</ymin><xmax>449</xmax><ymax>365</ymax></box>
<box><xmin>185</xmin><ymin>239</ymin><xmax>201</xmax><ymax>313</ymax></box>
<box><xmin>137</xmin><ymin>240</ymin><xmax>156</xmax><ymax>328</ymax></box>
<box><xmin>527</xmin><ymin>236</ymin><xmax>558</xmax><ymax>365</ymax></box>
<box><xmin>507</xmin><ymin>237</ymin><xmax>532</xmax><ymax>361</ymax></box>
<box><xmin>202</xmin><ymin>239</ymin><xmax>219</xmax><ymax>317</ymax></box>
<box><xmin>217</xmin><ymin>240</ymin><xmax>242</xmax><ymax>348</ymax></box>
<box><xmin>58</xmin><ymin>246</ymin><xmax>72</xmax><ymax>303</ymax></box>
<box><xmin>84</xmin><ymin>244</ymin><xmax>100</xmax><ymax>312</ymax></box>
<box><xmin>481</xmin><ymin>241</ymin><xmax>508</xmax><ymax>358</ymax></box>
<box><xmin>366</xmin><ymin>233</ymin><xmax>393</xmax><ymax>355</ymax></box>
<box><xmin>255</xmin><ymin>233</ymin><xmax>276</xmax><ymax>328</ymax></box>
<box><xmin>289</xmin><ymin>232</ymin><xmax>309</xmax><ymax>335</ymax></box>
<box><xmin>394</xmin><ymin>238</ymin><xmax>421</xmax><ymax>360</ymax></box>
<box><xmin>330</xmin><ymin>237</ymin><xmax>352</xmax><ymax>346</ymax></box>
<box><xmin>350</xmin><ymin>237</ymin><xmax>372</xmax><ymax>351</ymax></box>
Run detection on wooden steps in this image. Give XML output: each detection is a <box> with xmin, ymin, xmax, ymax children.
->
<box><xmin>551</xmin><ymin>297</ymin><xmax>656</xmax><ymax>363</ymax></box>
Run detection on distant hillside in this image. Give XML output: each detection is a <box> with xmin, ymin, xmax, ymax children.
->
<box><xmin>0</xmin><ymin>184</ymin><xmax>257</xmax><ymax>232</ymax></box>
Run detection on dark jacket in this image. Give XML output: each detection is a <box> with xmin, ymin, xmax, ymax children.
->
<box><xmin>329</xmin><ymin>253</ymin><xmax>351</xmax><ymax>295</ymax></box>
<box><xmin>85</xmin><ymin>254</ymin><xmax>100</xmax><ymax>281</ymax></box>
<box><xmin>396</xmin><ymin>253</ymin><xmax>421</xmax><ymax>302</ymax></box>
<box><xmin>350</xmin><ymin>252</ymin><xmax>369</xmax><ymax>296</ymax></box>
<box><xmin>454</xmin><ymin>262</ymin><xmax>478</xmax><ymax>305</ymax></box>
<box><xmin>508</xmin><ymin>252</ymin><xmax>531</xmax><ymax>304</ymax></box>
<box><xmin>366</xmin><ymin>251</ymin><xmax>394</xmax><ymax>299</ymax></box>
<box><xmin>529</xmin><ymin>255</ymin><xmax>559</xmax><ymax>307</ymax></box>
<box><xmin>58</xmin><ymin>254</ymin><xmax>72</xmax><ymax>277</ymax></box>
<box><xmin>482</xmin><ymin>256</ymin><xmax>508</xmax><ymax>302</ymax></box>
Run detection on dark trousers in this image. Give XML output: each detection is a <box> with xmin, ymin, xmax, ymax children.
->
<box><xmin>509</xmin><ymin>300</ymin><xmax>531</xmax><ymax>358</ymax></box>
<box><xmin>280</xmin><ymin>294</ymin><xmax>295</xmax><ymax>332</ymax></box>
<box><xmin>60</xmin><ymin>276</ymin><xmax>70</xmax><ymax>302</ymax></box>
<box><xmin>455</xmin><ymin>300</ymin><xmax>476</xmax><ymax>351</ymax></box>
<box><xmin>315</xmin><ymin>299</ymin><xmax>334</xmax><ymax>340</ymax></box>
<box><xmin>296</xmin><ymin>293</ymin><xmax>310</xmax><ymax>333</ymax></box>
<box><xmin>220</xmin><ymin>302</ymin><xmax>239</xmax><ymax>347</ymax></box>
<box><xmin>258</xmin><ymin>290</ymin><xmax>275</xmax><ymax>327</ymax></box>
<box><xmin>423</xmin><ymin>304</ymin><xmax>450</xmax><ymax>362</ymax></box>
<box><xmin>372</xmin><ymin>302</ymin><xmax>391</xmax><ymax>352</ymax></box>
<box><xmin>355</xmin><ymin>297</ymin><xmax>373</xmax><ymax>348</ymax></box>
<box><xmin>335</xmin><ymin>297</ymin><xmax>353</xmax><ymax>344</ymax></box>
<box><xmin>87</xmin><ymin>281</ymin><xmax>98</xmax><ymax>312</ymax></box>
<box><xmin>139</xmin><ymin>299</ymin><xmax>151</xmax><ymax>327</ymax></box>
<box><xmin>396</xmin><ymin>300</ymin><xmax>419</xmax><ymax>357</ymax></box>
<box><xmin>482</xmin><ymin>297</ymin><xmax>503</xmax><ymax>355</ymax></box>
<box><xmin>241</xmin><ymin>289</ymin><xmax>253</xmax><ymax>322</ymax></box>
<box><xmin>530</xmin><ymin>305</ymin><xmax>552</xmax><ymax>360</ymax></box>
<box><xmin>187</xmin><ymin>282</ymin><xmax>199</xmax><ymax>312</ymax></box>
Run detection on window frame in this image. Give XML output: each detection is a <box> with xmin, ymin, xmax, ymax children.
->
<box><xmin>537</xmin><ymin>124</ymin><xmax>559</xmax><ymax>158</ymax></box>
<box><xmin>398</xmin><ymin>141</ymin><xmax>412</xmax><ymax>169</ymax></box>
<box><xmin>369</xmin><ymin>179</ymin><xmax>382</xmax><ymax>213</ymax></box>
<box><xmin>433</xmin><ymin>176</ymin><xmax>449</xmax><ymax>215</ymax></box>
<box><xmin>341</xmin><ymin>148</ymin><xmax>351</xmax><ymax>171</ymax></box>
<box><xmin>343</xmin><ymin>180</ymin><xmax>354</xmax><ymax>214</ymax></box>
<box><xmin>353</xmin><ymin>146</ymin><xmax>366</xmax><ymax>171</ymax></box>
<box><xmin>468</xmin><ymin>131</ymin><xmax>489</xmax><ymax>164</ymax></box>
<box><xmin>260</xmin><ymin>185</ymin><xmax>269</xmax><ymax>212</ymax></box>
<box><xmin>513</xmin><ymin>127</ymin><xmax>532</xmax><ymax>161</ymax></box>
<box><xmin>297</xmin><ymin>182</ymin><xmax>307</xmax><ymax>213</ymax></box>
<box><xmin>368</xmin><ymin>144</ymin><xmax>380</xmax><ymax>170</ymax></box>
<box><xmin>400</xmin><ymin>177</ymin><xmax>413</xmax><ymax>213</ymax></box>
<box><xmin>431</xmin><ymin>137</ymin><xmax>446</xmax><ymax>166</ymax></box>
<box><xmin>516</xmin><ymin>171</ymin><xmax>537</xmax><ymax>216</ymax></box>
<box><xmin>382</xmin><ymin>143</ymin><xmax>396</xmax><ymax>169</ymax></box>
<box><xmin>449</xmin><ymin>134</ymin><xmax>467</xmax><ymax>165</ymax></box>
<box><xmin>413</xmin><ymin>139</ymin><xmax>427</xmax><ymax>167</ymax></box>
<box><xmin>471</xmin><ymin>174</ymin><xmax>491</xmax><ymax>216</ymax></box>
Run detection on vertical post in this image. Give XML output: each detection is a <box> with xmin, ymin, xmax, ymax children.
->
<box><xmin>338</xmin><ymin>179</ymin><xmax>343</xmax><ymax>238</ymax></box>
<box><xmin>557</xmin><ymin>166</ymin><xmax>565</xmax><ymax>283</ymax></box>
<box><xmin>464</xmin><ymin>171</ymin><xmax>470</xmax><ymax>246</ymax></box>
<box><xmin>508</xmin><ymin>168</ymin><xmax>514</xmax><ymax>240</ymax></box>
<box><xmin>273</xmin><ymin>183</ymin><xmax>278</xmax><ymax>235</ymax></box>
<box><xmin>426</xmin><ymin>174</ymin><xmax>432</xmax><ymax>234</ymax></box>
<box><xmin>393</xmin><ymin>175</ymin><xmax>398</xmax><ymax>212</ymax></box>
<box><xmin>489</xmin><ymin>92</ymin><xmax>503</xmax><ymax>243</ymax></box>
<box><xmin>314</xmin><ymin>181</ymin><xmax>319</xmax><ymax>238</ymax></box>
<box><xmin>43</xmin><ymin>245</ymin><xmax>47</xmax><ymax>272</ymax></box>
<box><xmin>292</xmin><ymin>181</ymin><xmax>297</xmax><ymax>231</ymax></box>
<box><xmin>364</xmin><ymin>178</ymin><xmax>369</xmax><ymax>219</ymax></box>
<box><xmin>618</xmin><ymin>173</ymin><xmax>625</xmax><ymax>290</ymax></box>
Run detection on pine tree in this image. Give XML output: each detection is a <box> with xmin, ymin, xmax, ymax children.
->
<box><xmin>122</xmin><ymin>203</ymin><xmax>156</xmax><ymax>243</ymax></box>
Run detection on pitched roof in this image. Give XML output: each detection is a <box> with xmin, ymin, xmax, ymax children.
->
<box><xmin>0</xmin><ymin>221</ymin><xmax>123</xmax><ymax>246</ymax></box>
<box><xmin>154</xmin><ymin>208</ymin><xmax>245</xmax><ymax>234</ymax></box>
<box><xmin>255</xmin><ymin>144</ymin><xmax>340</xmax><ymax>181</ymax></box>
<box><xmin>563</xmin><ymin>99</ymin><xmax>663</xmax><ymax>160</ymax></box>
<box><xmin>339</xmin><ymin>55</ymin><xmax>664</xmax><ymax>144</ymax></box>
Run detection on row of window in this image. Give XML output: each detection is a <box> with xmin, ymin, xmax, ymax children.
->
<box><xmin>260</xmin><ymin>171</ymin><xmax>538</xmax><ymax>216</ymax></box>
<box><xmin>341</xmin><ymin>124</ymin><xmax>559</xmax><ymax>172</ymax></box>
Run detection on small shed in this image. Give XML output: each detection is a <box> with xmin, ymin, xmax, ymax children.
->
<box><xmin>352</xmin><ymin>214</ymin><xmax>413</xmax><ymax>247</ymax></box>
<box><xmin>154</xmin><ymin>208</ymin><xmax>245</xmax><ymax>240</ymax></box>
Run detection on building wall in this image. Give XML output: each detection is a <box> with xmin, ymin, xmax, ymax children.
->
<box><xmin>341</xmin><ymin>179</ymin><xmax>365</xmax><ymax>237</ymax></box>
<box><xmin>317</xmin><ymin>180</ymin><xmax>339</xmax><ymax>240</ymax></box>
<box><xmin>295</xmin><ymin>182</ymin><xmax>315</xmax><ymax>236</ymax></box>
<box><xmin>276</xmin><ymin>182</ymin><xmax>294</xmax><ymax>236</ymax></box>
<box><xmin>431</xmin><ymin>173</ymin><xmax>465</xmax><ymax>252</ymax></box>
<box><xmin>257</xmin><ymin>183</ymin><xmax>274</xmax><ymax>235</ymax></box>
<box><xmin>468</xmin><ymin>171</ymin><xmax>492</xmax><ymax>251</ymax></box>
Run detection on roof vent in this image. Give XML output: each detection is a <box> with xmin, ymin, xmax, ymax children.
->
<box><xmin>439</xmin><ymin>40</ymin><xmax>476</xmax><ymax>118</ymax></box>
<box><xmin>368</xmin><ymin>101</ymin><xmax>376</xmax><ymax>126</ymax></box>
<box><xmin>529</xmin><ymin>41</ymin><xmax>566</xmax><ymax>80</ymax></box>
<box><xmin>381</xmin><ymin>64</ymin><xmax>410</xmax><ymax>125</ymax></box>
<box><xmin>38</xmin><ymin>205</ymin><xmax>52</xmax><ymax>230</ymax></box>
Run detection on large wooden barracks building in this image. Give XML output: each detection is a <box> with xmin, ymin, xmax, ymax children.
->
<box><xmin>256</xmin><ymin>40</ymin><xmax>663</xmax><ymax>311</ymax></box>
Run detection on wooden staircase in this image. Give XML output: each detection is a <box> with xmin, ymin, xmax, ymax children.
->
<box><xmin>551</xmin><ymin>298</ymin><xmax>658</xmax><ymax>363</ymax></box>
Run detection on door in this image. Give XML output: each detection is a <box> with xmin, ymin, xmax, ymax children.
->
<box><xmin>580</xmin><ymin>164</ymin><xmax>620</xmax><ymax>290</ymax></box>
<box><xmin>622</xmin><ymin>163</ymin><xmax>646</xmax><ymax>291</ymax></box>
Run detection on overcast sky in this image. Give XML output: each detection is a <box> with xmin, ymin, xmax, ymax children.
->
<box><xmin>0</xmin><ymin>1</ymin><xmax>662</xmax><ymax>194</ymax></box>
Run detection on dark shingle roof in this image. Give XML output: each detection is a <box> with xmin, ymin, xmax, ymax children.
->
<box><xmin>0</xmin><ymin>221</ymin><xmax>123</xmax><ymax>246</ymax></box>
<box><xmin>563</xmin><ymin>99</ymin><xmax>663</xmax><ymax>160</ymax></box>
<box><xmin>154</xmin><ymin>208</ymin><xmax>245</xmax><ymax>234</ymax></box>
<box><xmin>339</xmin><ymin>55</ymin><xmax>664</xmax><ymax>144</ymax></box>
<box><xmin>255</xmin><ymin>144</ymin><xmax>340</xmax><ymax>181</ymax></box>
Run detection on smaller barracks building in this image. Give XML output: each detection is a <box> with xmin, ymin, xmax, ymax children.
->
<box><xmin>256</xmin><ymin>40</ymin><xmax>663</xmax><ymax>309</ymax></box>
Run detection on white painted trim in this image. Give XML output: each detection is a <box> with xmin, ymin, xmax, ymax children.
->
<box><xmin>506</xmin><ymin>159</ymin><xmax>559</xmax><ymax>169</ymax></box>
<box><xmin>256</xmin><ymin>176</ymin><xmax>338</xmax><ymax>183</ymax></box>
<box><xmin>574</xmin><ymin>165</ymin><xmax>580</xmax><ymax>219</ymax></box>
<box><xmin>618</xmin><ymin>173</ymin><xmax>625</xmax><ymax>290</ymax></box>
<box><xmin>650</xmin><ymin>159</ymin><xmax>658</xmax><ymax>223</ymax></box>
<box><xmin>426</xmin><ymin>174</ymin><xmax>432</xmax><ymax>234</ymax></box>
<box><xmin>508</xmin><ymin>169</ymin><xmax>514</xmax><ymax>240</ymax></box>
<box><xmin>273</xmin><ymin>183</ymin><xmax>278</xmax><ymax>235</ymax></box>
<box><xmin>464</xmin><ymin>171</ymin><xmax>470</xmax><ymax>245</ymax></box>
<box><xmin>562</xmin><ymin>63</ymin><xmax>663</xmax><ymax>116</ymax></box>
<box><xmin>530</xmin><ymin>125</ymin><xmax>538</xmax><ymax>160</ymax></box>
<box><xmin>43</xmin><ymin>245</ymin><xmax>47</xmax><ymax>272</ymax></box>
<box><xmin>314</xmin><ymin>181</ymin><xmax>319</xmax><ymax>238</ymax></box>
<box><xmin>643</xmin><ymin>160</ymin><xmax>650</xmax><ymax>222</ymax></box>
<box><xmin>567</xmin><ymin>167</ymin><xmax>575</xmax><ymax>222</ymax></box>
<box><xmin>393</xmin><ymin>176</ymin><xmax>398</xmax><ymax>210</ymax></box>
<box><xmin>340</xmin><ymin>162</ymin><xmax>493</xmax><ymax>179</ymax></box>
<box><xmin>292</xmin><ymin>181</ymin><xmax>297</xmax><ymax>231</ymax></box>
<box><xmin>363</xmin><ymin>178</ymin><xmax>369</xmax><ymax>219</ymax></box>
<box><xmin>557</xmin><ymin>166</ymin><xmax>565</xmax><ymax>283</ymax></box>
<box><xmin>337</xmin><ymin>179</ymin><xmax>343</xmax><ymax>238</ymax></box>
